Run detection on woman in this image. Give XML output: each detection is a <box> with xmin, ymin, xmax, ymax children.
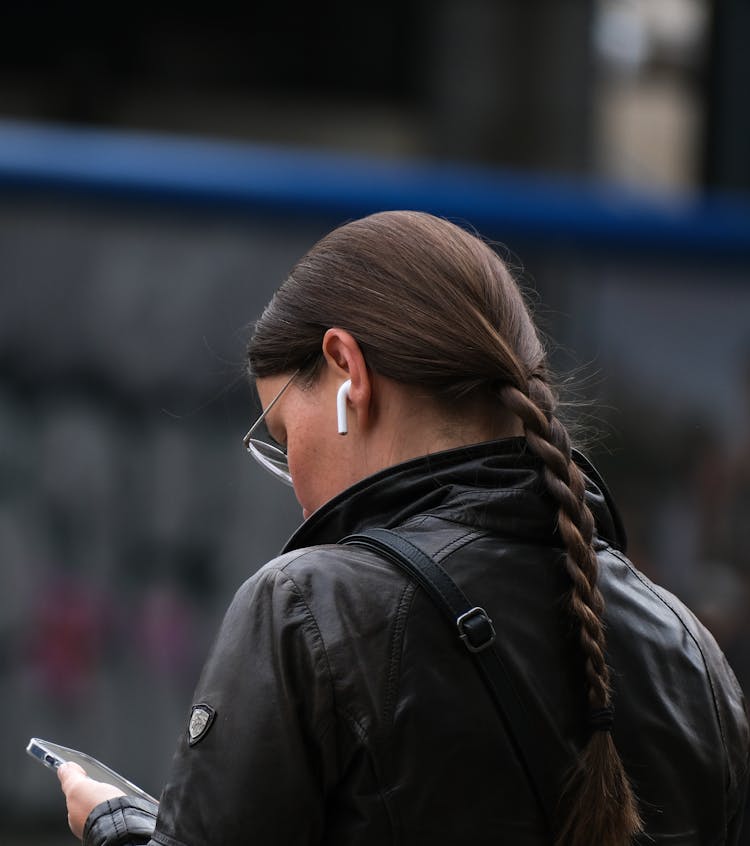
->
<box><xmin>60</xmin><ymin>211</ymin><xmax>749</xmax><ymax>845</ymax></box>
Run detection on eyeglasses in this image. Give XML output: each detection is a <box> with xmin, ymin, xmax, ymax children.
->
<box><xmin>242</xmin><ymin>371</ymin><xmax>298</xmax><ymax>486</ymax></box>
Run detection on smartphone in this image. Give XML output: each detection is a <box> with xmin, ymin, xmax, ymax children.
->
<box><xmin>26</xmin><ymin>737</ymin><xmax>158</xmax><ymax>804</ymax></box>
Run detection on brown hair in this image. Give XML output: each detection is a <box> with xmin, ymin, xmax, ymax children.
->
<box><xmin>248</xmin><ymin>210</ymin><xmax>642</xmax><ymax>845</ymax></box>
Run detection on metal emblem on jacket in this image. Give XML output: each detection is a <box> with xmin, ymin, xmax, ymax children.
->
<box><xmin>188</xmin><ymin>703</ymin><xmax>216</xmax><ymax>746</ymax></box>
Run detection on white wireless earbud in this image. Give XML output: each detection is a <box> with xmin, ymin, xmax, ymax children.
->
<box><xmin>337</xmin><ymin>379</ymin><xmax>352</xmax><ymax>435</ymax></box>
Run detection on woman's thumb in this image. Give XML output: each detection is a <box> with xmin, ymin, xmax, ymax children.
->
<box><xmin>57</xmin><ymin>761</ymin><xmax>88</xmax><ymax>791</ymax></box>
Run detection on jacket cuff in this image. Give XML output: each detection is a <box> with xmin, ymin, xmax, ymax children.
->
<box><xmin>83</xmin><ymin>795</ymin><xmax>159</xmax><ymax>846</ymax></box>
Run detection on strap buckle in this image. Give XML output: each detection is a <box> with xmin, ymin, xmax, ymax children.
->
<box><xmin>456</xmin><ymin>606</ymin><xmax>496</xmax><ymax>653</ymax></box>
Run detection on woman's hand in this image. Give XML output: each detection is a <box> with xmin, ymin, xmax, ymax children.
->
<box><xmin>58</xmin><ymin>762</ymin><xmax>125</xmax><ymax>840</ymax></box>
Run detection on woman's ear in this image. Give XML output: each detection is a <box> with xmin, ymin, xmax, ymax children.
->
<box><xmin>321</xmin><ymin>328</ymin><xmax>372</xmax><ymax>432</ymax></box>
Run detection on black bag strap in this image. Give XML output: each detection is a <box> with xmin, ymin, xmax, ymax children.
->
<box><xmin>344</xmin><ymin>526</ymin><xmax>556</xmax><ymax>830</ymax></box>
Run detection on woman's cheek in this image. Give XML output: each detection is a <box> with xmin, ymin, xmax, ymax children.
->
<box><xmin>288</xmin><ymin>451</ymin><xmax>318</xmax><ymax>517</ymax></box>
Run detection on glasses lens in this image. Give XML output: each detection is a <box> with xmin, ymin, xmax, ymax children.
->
<box><xmin>246</xmin><ymin>439</ymin><xmax>293</xmax><ymax>486</ymax></box>
<box><xmin>243</xmin><ymin>368</ymin><xmax>299</xmax><ymax>487</ymax></box>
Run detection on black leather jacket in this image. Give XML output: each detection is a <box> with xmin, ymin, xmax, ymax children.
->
<box><xmin>83</xmin><ymin>439</ymin><xmax>749</xmax><ymax>845</ymax></box>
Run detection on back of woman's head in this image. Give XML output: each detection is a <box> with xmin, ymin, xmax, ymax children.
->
<box><xmin>249</xmin><ymin>210</ymin><xmax>642</xmax><ymax>846</ymax></box>
<box><xmin>249</xmin><ymin>210</ymin><xmax>545</xmax><ymax>399</ymax></box>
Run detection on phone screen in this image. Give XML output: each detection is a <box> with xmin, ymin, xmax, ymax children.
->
<box><xmin>26</xmin><ymin>737</ymin><xmax>158</xmax><ymax>804</ymax></box>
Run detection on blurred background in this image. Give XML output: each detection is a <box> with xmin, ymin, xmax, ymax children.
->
<box><xmin>1</xmin><ymin>1</ymin><xmax>749</xmax><ymax>843</ymax></box>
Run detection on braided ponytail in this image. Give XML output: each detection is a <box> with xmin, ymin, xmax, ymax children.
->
<box><xmin>500</xmin><ymin>378</ymin><xmax>643</xmax><ymax>846</ymax></box>
<box><xmin>248</xmin><ymin>210</ymin><xmax>643</xmax><ymax>844</ymax></box>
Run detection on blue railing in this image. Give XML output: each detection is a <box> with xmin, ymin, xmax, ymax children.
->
<box><xmin>1</xmin><ymin>118</ymin><xmax>749</xmax><ymax>257</ymax></box>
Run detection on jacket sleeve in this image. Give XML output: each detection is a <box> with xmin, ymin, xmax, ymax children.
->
<box><xmin>83</xmin><ymin>796</ymin><xmax>159</xmax><ymax>846</ymax></box>
<box><xmin>81</xmin><ymin>561</ymin><xmax>338</xmax><ymax>846</ymax></box>
<box><xmin>151</xmin><ymin>562</ymin><xmax>337</xmax><ymax>846</ymax></box>
<box><xmin>691</xmin><ymin>612</ymin><xmax>750</xmax><ymax>844</ymax></box>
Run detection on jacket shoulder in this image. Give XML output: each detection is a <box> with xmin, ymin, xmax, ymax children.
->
<box><xmin>600</xmin><ymin>546</ymin><xmax>750</xmax><ymax>812</ymax></box>
<box><xmin>254</xmin><ymin>543</ymin><xmax>411</xmax><ymax>598</ymax></box>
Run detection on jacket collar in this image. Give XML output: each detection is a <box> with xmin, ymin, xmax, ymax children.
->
<box><xmin>283</xmin><ymin>437</ymin><xmax>627</xmax><ymax>555</ymax></box>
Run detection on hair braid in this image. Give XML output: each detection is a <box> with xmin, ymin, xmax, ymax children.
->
<box><xmin>499</xmin><ymin>378</ymin><xmax>642</xmax><ymax>845</ymax></box>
